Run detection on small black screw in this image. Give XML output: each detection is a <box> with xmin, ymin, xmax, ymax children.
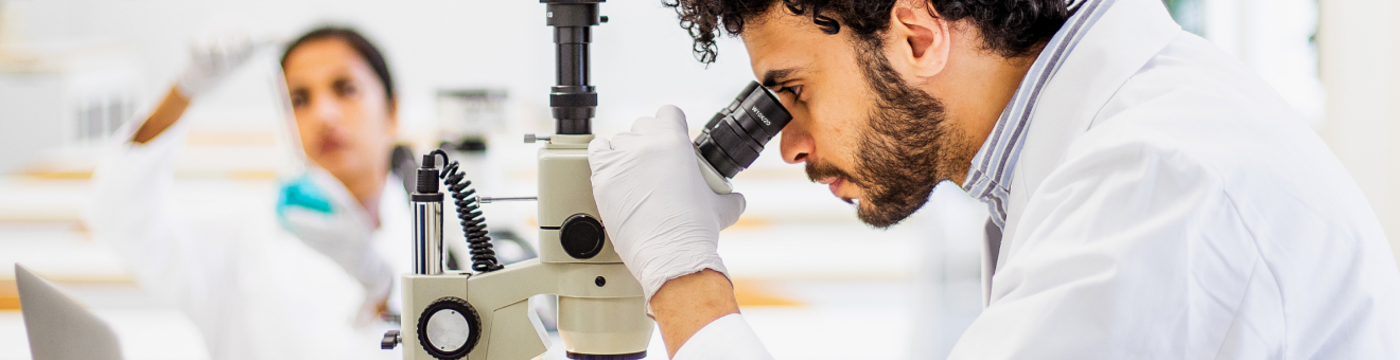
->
<box><xmin>595</xmin><ymin>276</ymin><xmax>606</xmax><ymax>287</ymax></box>
<box><xmin>600</xmin><ymin>15</ymin><xmax>609</xmax><ymax>23</ymax></box>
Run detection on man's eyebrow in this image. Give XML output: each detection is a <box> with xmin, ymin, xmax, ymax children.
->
<box><xmin>760</xmin><ymin>68</ymin><xmax>801</xmax><ymax>88</ymax></box>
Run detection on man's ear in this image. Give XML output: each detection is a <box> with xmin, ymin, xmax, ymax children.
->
<box><xmin>886</xmin><ymin>1</ymin><xmax>951</xmax><ymax>78</ymax></box>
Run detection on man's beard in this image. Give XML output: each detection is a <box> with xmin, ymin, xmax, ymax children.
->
<box><xmin>807</xmin><ymin>40</ymin><xmax>974</xmax><ymax>228</ymax></box>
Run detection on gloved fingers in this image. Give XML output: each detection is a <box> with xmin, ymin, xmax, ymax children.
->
<box><xmin>587</xmin><ymin>136</ymin><xmax>616</xmax><ymax>174</ymax></box>
<box><xmin>223</xmin><ymin>43</ymin><xmax>259</xmax><ymax>68</ymax></box>
<box><xmin>587</xmin><ymin>136</ymin><xmax>614</xmax><ymax>155</ymax></box>
<box><xmin>654</xmin><ymin>104</ymin><xmax>688</xmax><ymax>129</ymax></box>
<box><xmin>630</xmin><ymin>105</ymin><xmax>688</xmax><ymax>136</ymax></box>
<box><xmin>178</xmin><ymin>33</ymin><xmax>266</xmax><ymax>97</ymax></box>
<box><xmin>191</xmin><ymin>34</ymin><xmax>253</xmax><ymax>62</ymax></box>
<box><xmin>714</xmin><ymin>192</ymin><xmax>747</xmax><ymax>229</ymax></box>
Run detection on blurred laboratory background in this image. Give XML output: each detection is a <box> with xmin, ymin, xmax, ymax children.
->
<box><xmin>0</xmin><ymin>0</ymin><xmax>1394</xmax><ymax>359</ymax></box>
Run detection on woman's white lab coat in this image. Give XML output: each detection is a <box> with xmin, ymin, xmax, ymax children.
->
<box><xmin>84</xmin><ymin>121</ymin><xmax>409</xmax><ymax>360</ymax></box>
<box><xmin>675</xmin><ymin>0</ymin><xmax>1400</xmax><ymax>358</ymax></box>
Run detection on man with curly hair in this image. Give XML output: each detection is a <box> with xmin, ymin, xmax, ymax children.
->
<box><xmin>586</xmin><ymin>0</ymin><xmax>1400</xmax><ymax>358</ymax></box>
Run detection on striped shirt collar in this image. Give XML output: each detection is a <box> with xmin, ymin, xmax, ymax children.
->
<box><xmin>960</xmin><ymin>0</ymin><xmax>1116</xmax><ymax>231</ymax></box>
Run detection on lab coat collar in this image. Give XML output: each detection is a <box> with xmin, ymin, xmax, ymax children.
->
<box><xmin>982</xmin><ymin>0</ymin><xmax>1183</xmax><ymax>307</ymax></box>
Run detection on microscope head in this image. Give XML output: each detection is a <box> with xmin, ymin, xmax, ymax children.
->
<box><xmin>543</xmin><ymin>0</ymin><xmax>605</xmax><ymax>135</ymax></box>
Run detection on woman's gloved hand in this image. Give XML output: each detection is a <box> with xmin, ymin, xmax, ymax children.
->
<box><xmin>275</xmin><ymin>167</ymin><xmax>393</xmax><ymax>311</ymax></box>
<box><xmin>130</xmin><ymin>35</ymin><xmax>269</xmax><ymax>145</ymax></box>
<box><xmin>176</xmin><ymin>36</ymin><xmax>262</xmax><ymax>98</ymax></box>
<box><xmin>588</xmin><ymin>105</ymin><xmax>747</xmax><ymax>302</ymax></box>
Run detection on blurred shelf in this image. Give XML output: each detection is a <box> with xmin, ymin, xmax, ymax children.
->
<box><xmin>720</xmin><ymin>222</ymin><xmax>919</xmax><ymax>281</ymax></box>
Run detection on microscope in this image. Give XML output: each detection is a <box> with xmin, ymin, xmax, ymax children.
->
<box><xmin>382</xmin><ymin>1</ymin><xmax>792</xmax><ymax>359</ymax></box>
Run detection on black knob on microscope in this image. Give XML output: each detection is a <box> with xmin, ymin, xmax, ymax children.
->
<box><xmin>416</xmin><ymin>297</ymin><xmax>480</xmax><ymax>360</ymax></box>
<box><xmin>381</xmin><ymin>330</ymin><xmax>401</xmax><ymax>350</ymax></box>
<box><xmin>560</xmin><ymin>214</ymin><xmax>605</xmax><ymax>259</ymax></box>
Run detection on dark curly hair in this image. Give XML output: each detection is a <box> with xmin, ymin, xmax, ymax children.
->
<box><xmin>663</xmin><ymin>0</ymin><xmax>1070</xmax><ymax>63</ymax></box>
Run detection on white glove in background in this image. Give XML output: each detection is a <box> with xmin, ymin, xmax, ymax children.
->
<box><xmin>176</xmin><ymin>35</ymin><xmax>262</xmax><ymax>98</ymax></box>
<box><xmin>588</xmin><ymin>105</ymin><xmax>747</xmax><ymax>302</ymax></box>
<box><xmin>275</xmin><ymin>166</ymin><xmax>394</xmax><ymax>320</ymax></box>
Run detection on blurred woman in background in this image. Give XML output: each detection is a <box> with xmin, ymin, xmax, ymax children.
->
<box><xmin>87</xmin><ymin>27</ymin><xmax>409</xmax><ymax>360</ymax></box>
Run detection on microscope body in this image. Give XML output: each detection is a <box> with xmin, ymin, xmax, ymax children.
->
<box><xmin>394</xmin><ymin>1</ymin><xmax>796</xmax><ymax>358</ymax></box>
<box><xmin>400</xmin><ymin>134</ymin><xmax>652</xmax><ymax>360</ymax></box>
<box><xmin>535</xmin><ymin>135</ymin><xmax>653</xmax><ymax>357</ymax></box>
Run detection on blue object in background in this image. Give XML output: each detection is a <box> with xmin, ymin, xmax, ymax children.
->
<box><xmin>276</xmin><ymin>174</ymin><xmax>335</xmax><ymax>218</ymax></box>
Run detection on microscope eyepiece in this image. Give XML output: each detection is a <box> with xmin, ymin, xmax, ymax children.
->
<box><xmin>694</xmin><ymin>81</ymin><xmax>793</xmax><ymax>178</ymax></box>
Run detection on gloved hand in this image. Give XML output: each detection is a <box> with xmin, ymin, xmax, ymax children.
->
<box><xmin>276</xmin><ymin>167</ymin><xmax>394</xmax><ymax>310</ymax></box>
<box><xmin>588</xmin><ymin>105</ymin><xmax>747</xmax><ymax>302</ymax></box>
<box><xmin>176</xmin><ymin>35</ymin><xmax>261</xmax><ymax>98</ymax></box>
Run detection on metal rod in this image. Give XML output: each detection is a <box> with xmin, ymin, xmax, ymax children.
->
<box><xmin>479</xmin><ymin>196</ymin><xmax>539</xmax><ymax>204</ymax></box>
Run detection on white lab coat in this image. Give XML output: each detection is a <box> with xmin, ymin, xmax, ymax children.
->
<box><xmin>85</xmin><ymin>120</ymin><xmax>409</xmax><ymax>360</ymax></box>
<box><xmin>676</xmin><ymin>0</ymin><xmax>1400</xmax><ymax>358</ymax></box>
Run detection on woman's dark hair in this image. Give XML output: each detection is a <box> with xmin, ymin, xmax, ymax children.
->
<box><xmin>281</xmin><ymin>26</ymin><xmax>396</xmax><ymax>103</ymax></box>
<box><xmin>664</xmin><ymin>0</ymin><xmax>1070</xmax><ymax>64</ymax></box>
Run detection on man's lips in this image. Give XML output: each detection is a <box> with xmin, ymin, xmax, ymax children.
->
<box><xmin>819</xmin><ymin>177</ymin><xmax>849</xmax><ymax>202</ymax></box>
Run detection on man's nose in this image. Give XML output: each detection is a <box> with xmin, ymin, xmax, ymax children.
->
<box><xmin>779</xmin><ymin>124</ymin><xmax>812</xmax><ymax>164</ymax></box>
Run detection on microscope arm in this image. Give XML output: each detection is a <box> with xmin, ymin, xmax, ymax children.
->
<box><xmin>403</xmin><ymin>258</ymin><xmax>645</xmax><ymax>360</ymax></box>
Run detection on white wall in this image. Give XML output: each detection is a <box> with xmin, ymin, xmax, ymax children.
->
<box><xmin>1316</xmin><ymin>0</ymin><xmax>1400</xmax><ymax>263</ymax></box>
<box><xmin>1201</xmin><ymin>0</ymin><xmax>1325</xmax><ymax>127</ymax></box>
<box><xmin>0</xmin><ymin>74</ymin><xmax>63</xmax><ymax>172</ymax></box>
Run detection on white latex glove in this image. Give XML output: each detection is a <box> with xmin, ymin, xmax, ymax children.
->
<box><xmin>176</xmin><ymin>35</ymin><xmax>261</xmax><ymax>98</ymax></box>
<box><xmin>588</xmin><ymin>105</ymin><xmax>747</xmax><ymax>302</ymax></box>
<box><xmin>276</xmin><ymin>166</ymin><xmax>394</xmax><ymax>316</ymax></box>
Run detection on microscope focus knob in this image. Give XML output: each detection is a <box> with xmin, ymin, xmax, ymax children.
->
<box><xmin>416</xmin><ymin>297</ymin><xmax>481</xmax><ymax>360</ymax></box>
<box><xmin>560</xmin><ymin>214</ymin><xmax>605</xmax><ymax>259</ymax></box>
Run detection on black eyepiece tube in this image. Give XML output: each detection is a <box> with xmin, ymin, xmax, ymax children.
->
<box><xmin>544</xmin><ymin>0</ymin><xmax>603</xmax><ymax>135</ymax></box>
<box><xmin>695</xmin><ymin>81</ymin><xmax>793</xmax><ymax>178</ymax></box>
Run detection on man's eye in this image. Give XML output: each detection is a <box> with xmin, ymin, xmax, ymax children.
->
<box><xmin>780</xmin><ymin>85</ymin><xmax>803</xmax><ymax>97</ymax></box>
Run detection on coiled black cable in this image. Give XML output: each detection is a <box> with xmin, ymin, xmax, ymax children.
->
<box><xmin>430</xmin><ymin>149</ymin><xmax>503</xmax><ymax>273</ymax></box>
